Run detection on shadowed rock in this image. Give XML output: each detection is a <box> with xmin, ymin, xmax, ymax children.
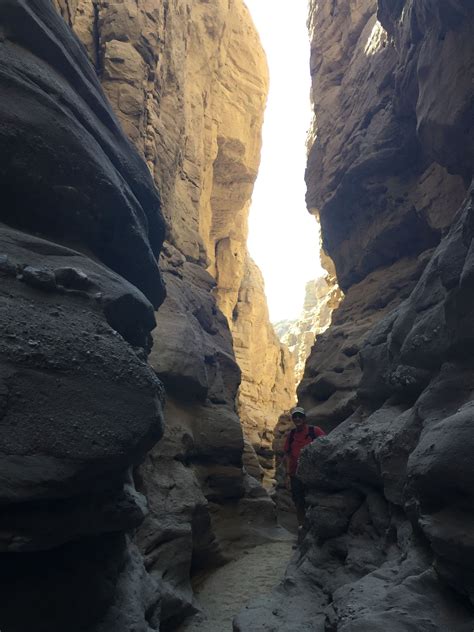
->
<box><xmin>237</xmin><ymin>1</ymin><xmax>474</xmax><ymax>630</ymax></box>
<box><xmin>0</xmin><ymin>0</ymin><xmax>165</xmax><ymax>306</ymax></box>
<box><xmin>0</xmin><ymin>1</ymin><xmax>166</xmax><ymax>630</ymax></box>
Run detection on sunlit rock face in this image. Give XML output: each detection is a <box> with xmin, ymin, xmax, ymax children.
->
<box><xmin>55</xmin><ymin>0</ymin><xmax>291</xmax><ymax>626</ymax></box>
<box><xmin>299</xmin><ymin>0</ymin><xmax>464</xmax><ymax>429</ymax></box>
<box><xmin>275</xmin><ymin>271</ymin><xmax>343</xmax><ymax>386</ymax></box>
<box><xmin>0</xmin><ymin>1</ymin><xmax>166</xmax><ymax>630</ymax></box>
<box><xmin>232</xmin><ymin>256</ymin><xmax>296</xmax><ymax>485</ymax></box>
<box><xmin>236</xmin><ymin>1</ymin><xmax>474</xmax><ymax>630</ymax></box>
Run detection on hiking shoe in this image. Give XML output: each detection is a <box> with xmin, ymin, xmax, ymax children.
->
<box><xmin>297</xmin><ymin>525</ymin><xmax>304</xmax><ymax>545</ymax></box>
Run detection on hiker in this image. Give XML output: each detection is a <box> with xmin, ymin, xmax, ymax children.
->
<box><xmin>283</xmin><ymin>406</ymin><xmax>325</xmax><ymax>526</ymax></box>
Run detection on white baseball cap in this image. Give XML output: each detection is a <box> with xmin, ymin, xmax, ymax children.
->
<box><xmin>291</xmin><ymin>406</ymin><xmax>306</xmax><ymax>417</ymax></box>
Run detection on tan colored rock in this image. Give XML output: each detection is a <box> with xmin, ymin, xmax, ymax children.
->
<box><xmin>60</xmin><ymin>3</ymin><xmax>291</xmax><ymax>469</ymax></box>
<box><xmin>306</xmin><ymin>0</ymin><xmax>466</xmax><ymax>291</ymax></box>
<box><xmin>240</xmin><ymin>2</ymin><xmax>474</xmax><ymax>630</ymax></box>
<box><xmin>275</xmin><ymin>274</ymin><xmax>343</xmax><ymax>386</ymax></box>
<box><xmin>229</xmin><ymin>256</ymin><xmax>296</xmax><ymax>484</ymax></box>
<box><xmin>56</xmin><ymin>0</ymin><xmax>293</xmax><ymax>626</ymax></box>
<box><xmin>301</xmin><ymin>0</ymin><xmax>468</xmax><ymax>427</ymax></box>
<box><xmin>53</xmin><ymin>0</ymin><xmax>98</xmax><ymax>64</ymax></box>
<box><xmin>236</xmin><ymin>0</ymin><xmax>474</xmax><ymax>629</ymax></box>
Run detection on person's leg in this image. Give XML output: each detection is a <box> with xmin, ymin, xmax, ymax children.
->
<box><xmin>296</xmin><ymin>502</ymin><xmax>306</xmax><ymax>527</ymax></box>
<box><xmin>290</xmin><ymin>476</ymin><xmax>306</xmax><ymax>526</ymax></box>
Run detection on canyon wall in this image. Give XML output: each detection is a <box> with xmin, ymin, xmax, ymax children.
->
<box><xmin>233</xmin><ymin>256</ymin><xmax>295</xmax><ymax>483</ymax></box>
<box><xmin>0</xmin><ymin>2</ymin><xmax>166</xmax><ymax>630</ymax></box>
<box><xmin>275</xmin><ymin>270</ymin><xmax>342</xmax><ymax>385</ymax></box>
<box><xmin>49</xmin><ymin>0</ymin><xmax>293</xmax><ymax>627</ymax></box>
<box><xmin>236</xmin><ymin>1</ymin><xmax>474</xmax><ymax>630</ymax></box>
<box><xmin>300</xmin><ymin>0</ymin><xmax>467</xmax><ymax>429</ymax></box>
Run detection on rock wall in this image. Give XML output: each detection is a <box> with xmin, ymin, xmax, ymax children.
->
<box><xmin>236</xmin><ymin>1</ymin><xmax>474</xmax><ymax>630</ymax></box>
<box><xmin>0</xmin><ymin>1</ymin><xmax>166</xmax><ymax>630</ymax></box>
<box><xmin>53</xmin><ymin>0</ymin><xmax>293</xmax><ymax>626</ymax></box>
<box><xmin>275</xmin><ymin>270</ymin><xmax>342</xmax><ymax>386</ymax></box>
<box><xmin>232</xmin><ymin>256</ymin><xmax>295</xmax><ymax>484</ymax></box>
<box><xmin>300</xmin><ymin>0</ymin><xmax>467</xmax><ymax>428</ymax></box>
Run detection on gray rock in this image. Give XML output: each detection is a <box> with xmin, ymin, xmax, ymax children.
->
<box><xmin>0</xmin><ymin>0</ymin><xmax>165</xmax><ymax>306</ymax></box>
<box><xmin>0</xmin><ymin>1</ymin><xmax>166</xmax><ymax>629</ymax></box>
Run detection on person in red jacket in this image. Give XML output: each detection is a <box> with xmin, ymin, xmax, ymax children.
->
<box><xmin>283</xmin><ymin>406</ymin><xmax>325</xmax><ymax>526</ymax></box>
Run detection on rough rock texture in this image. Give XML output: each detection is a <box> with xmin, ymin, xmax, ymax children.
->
<box><xmin>300</xmin><ymin>0</ymin><xmax>468</xmax><ymax>429</ymax></box>
<box><xmin>299</xmin><ymin>254</ymin><xmax>430</xmax><ymax>430</ymax></box>
<box><xmin>233</xmin><ymin>256</ymin><xmax>295</xmax><ymax>484</ymax></box>
<box><xmin>0</xmin><ymin>1</ymin><xmax>165</xmax><ymax>630</ymax></box>
<box><xmin>305</xmin><ymin>0</ymin><xmax>467</xmax><ymax>293</ymax></box>
<box><xmin>55</xmin><ymin>1</ymin><xmax>294</xmax><ymax>481</ymax></box>
<box><xmin>237</xmin><ymin>1</ymin><xmax>474</xmax><ymax>630</ymax></box>
<box><xmin>270</xmin><ymin>412</ymin><xmax>296</xmax><ymax>517</ymax></box>
<box><xmin>54</xmin><ymin>0</ymin><xmax>293</xmax><ymax>626</ymax></box>
<box><xmin>275</xmin><ymin>271</ymin><xmax>343</xmax><ymax>385</ymax></box>
<box><xmin>135</xmin><ymin>243</ymin><xmax>248</xmax><ymax>629</ymax></box>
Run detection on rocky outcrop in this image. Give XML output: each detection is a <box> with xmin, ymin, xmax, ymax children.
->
<box><xmin>55</xmin><ymin>0</ymin><xmax>294</xmax><ymax>463</ymax></box>
<box><xmin>299</xmin><ymin>254</ymin><xmax>430</xmax><ymax>429</ymax></box>
<box><xmin>53</xmin><ymin>0</ymin><xmax>292</xmax><ymax>627</ymax></box>
<box><xmin>305</xmin><ymin>0</ymin><xmax>466</xmax><ymax>293</ymax></box>
<box><xmin>236</xmin><ymin>1</ymin><xmax>474</xmax><ymax>630</ymax></box>
<box><xmin>275</xmin><ymin>271</ymin><xmax>342</xmax><ymax>386</ymax></box>
<box><xmin>232</xmin><ymin>256</ymin><xmax>295</xmax><ymax>484</ymax></box>
<box><xmin>300</xmin><ymin>0</ymin><xmax>467</xmax><ymax>428</ymax></box>
<box><xmin>0</xmin><ymin>1</ymin><xmax>165</xmax><ymax>630</ymax></box>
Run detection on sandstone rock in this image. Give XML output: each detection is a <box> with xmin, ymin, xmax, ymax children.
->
<box><xmin>231</xmin><ymin>257</ymin><xmax>296</xmax><ymax>484</ymax></box>
<box><xmin>58</xmin><ymin>0</ymin><xmax>294</xmax><ymax>499</ymax></box>
<box><xmin>134</xmin><ymin>251</ymin><xmax>245</xmax><ymax>625</ymax></box>
<box><xmin>378</xmin><ymin>0</ymin><xmax>474</xmax><ymax>181</ymax></box>
<box><xmin>271</xmin><ymin>412</ymin><xmax>297</xmax><ymax>518</ymax></box>
<box><xmin>238</xmin><ymin>1</ymin><xmax>474</xmax><ymax>630</ymax></box>
<box><xmin>275</xmin><ymin>273</ymin><xmax>343</xmax><ymax>385</ymax></box>
<box><xmin>298</xmin><ymin>255</ymin><xmax>428</xmax><ymax>430</ymax></box>
<box><xmin>54</xmin><ymin>6</ymin><xmax>295</xmax><ymax>629</ymax></box>
<box><xmin>1</xmin><ymin>0</ymin><xmax>165</xmax><ymax>307</ymax></box>
<box><xmin>306</xmin><ymin>0</ymin><xmax>466</xmax><ymax>292</ymax></box>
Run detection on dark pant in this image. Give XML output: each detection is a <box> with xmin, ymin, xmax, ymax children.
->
<box><xmin>290</xmin><ymin>476</ymin><xmax>306</xmax><ymax>512</ymax></box>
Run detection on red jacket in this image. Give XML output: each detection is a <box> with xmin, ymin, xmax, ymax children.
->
<box><xmin>284</xmin><ymin>424</ymin><xmax>325</xmax><ymax>476</ymax></box>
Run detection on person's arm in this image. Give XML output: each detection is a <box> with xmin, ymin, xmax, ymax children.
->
<box><xmin>283</xmin><ymin>435</ymin><xmax>291</xmax><ymax>489</ymax></box>
<box><xmin>316</xmin><ymin>426</ymin><xmax>326</xmax><ymax>437</ymax></box>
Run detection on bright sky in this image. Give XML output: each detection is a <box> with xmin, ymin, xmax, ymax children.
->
<box><xmin>245</xmin><ymin>0</ymin><xmax>324</xmax><ymax>323</ymax></box>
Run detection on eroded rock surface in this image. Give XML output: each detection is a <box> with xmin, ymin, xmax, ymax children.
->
<box><xmin>300</xmin><ymin>0</ymin><xmax>470</xmax><ymax>428</ymax></box>
<box><xmin>299</xmin><ymin>254</ymin><xmax>429</xmax><ymax>430</ymax></box>
<box><xmin>233</xmin><ymin>256</ymin><xmax>295</xmax><ymax>484</ymax></box>
<box><xmin>54</xmin><ymin>0</ymin><xmax>293</xmax><ymax>626</ymax></box>
<box><xmin>0</xmin><ymin>1</ymin><xmax>165</xmax><ymax>629</ymax></box>
<box><xmin>305</xmin><ymin>0</ymin><xmax>466</xmax><ymax>293</ymax></box>
<box><xmin>275</xmin><ymin>270</ymin><xmax>342</xmax><ymax>386</ymax></box>
<box><xmin>57</xmin><ymin>0</ymin><xmax>294</xmax><ymax>487</ymax></box>
<box><xmin>237</xmin><ymin>1</ymin><xmax>474</xmax><ymax>630</ymax></box>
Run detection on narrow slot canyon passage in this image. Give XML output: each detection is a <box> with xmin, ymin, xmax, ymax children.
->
<box><xmin>174</xmin><ymin>4</ymin><xmax>342</xmax><ymax>626</ymax></box>
<box><xmin>1</xmin><ymin>1</ymin><xmax>473</xmax><ymax>632</ymax></box>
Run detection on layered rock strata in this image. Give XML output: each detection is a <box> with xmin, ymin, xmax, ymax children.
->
<box><xmin>232</xmin><ymin>256</ymin><xmax>295</xmax><ymax>484</ymax></box>
<box><xmin>299</xmin><ymin>254</ymin><xmax>430</xmax><ymax>430</ymax></box>
<box><xmin>54</xmin><ymin>0</ymin><xmax>293</xmax><ymax>626</ymax></box>
<box><xmin>0</xmin><ymin>2</ymin><xmax>166</xmax><ymax>630</ymax></box>
<box><xmin>300</xmin><ymin>0</ymin><xmax>467</xmax><ymax>428</ymax></box>
<box><xmin>237</xmin><ymin>1</ymin><xmax>474</xmax><ymax>630</ymax></box>
<box><xmin>275</xmin><ymin>271</ymin><xmax>342</xmax><ymax>386</ymax></box>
